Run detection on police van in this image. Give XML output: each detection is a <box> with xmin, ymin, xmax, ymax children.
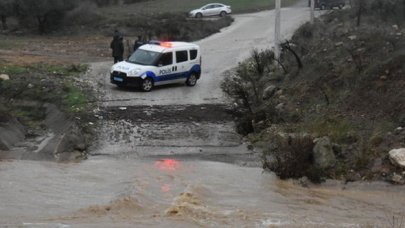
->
<box><xmin>110</xmin><ymin>41</ymin><xmax>201</xmax><ymax>92</ymax></box>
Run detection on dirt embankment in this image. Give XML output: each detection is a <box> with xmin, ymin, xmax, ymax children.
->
<box><xmin>0</xmin><ymin>64</ymin><xmax>96</xmax><ymax>161</ymax></box>
<box><xmin>223</xmin><ymin>5</ymin><xmax>405</xmax><ymax>183</ymax></box>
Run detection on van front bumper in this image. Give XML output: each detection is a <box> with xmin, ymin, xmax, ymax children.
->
<box><xmin>110</xmin><ymin>71</ymin><xmax>143</xmax><ymax>87</ymax></box>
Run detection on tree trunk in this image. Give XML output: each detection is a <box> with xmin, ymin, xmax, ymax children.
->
<box><xmin>1</xmin><ymin>15</ymin><xmax>7</xmax><ymax>30</ymax></box>
<box><xmin>356</xmin><ymin>7</ymin><xmax>362</xmax><ymax>26</ymax></box>
<box><xmin>283</xmin><ymin>42</ymin><xmax>303</xmax><ymax>69</ymax></box>
<box><xmin>356</xmin><ymin>0</ymin><xmax>364</xmax><ymax>26</ymax></box>
<box><xmin>37</xmin><ymin>15</ymin><xmax>47</xmax><ymax>34</ymax></box>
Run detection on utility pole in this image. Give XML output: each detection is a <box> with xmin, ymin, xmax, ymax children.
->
<box><xmin>274</xmin><ymin>0</ymin><xmax>281</xmax><ymax>60</ymax></box>
<box><xmin>310</xmin><ymin>0</ymin><xmax>315</xmax><ymax>23</ymax></box>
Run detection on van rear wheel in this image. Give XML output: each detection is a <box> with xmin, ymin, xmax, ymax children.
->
<box><xmin>141</xmin><ymin>78</ymin><xmax>153</xmax><ymax>92</ymax></box>
<box><xmin>186</xmin><ymin>74</ymin><xmax>197</xmax><ymax>86</ymax></box>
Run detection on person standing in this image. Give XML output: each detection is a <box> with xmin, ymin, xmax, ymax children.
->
<box><xmin>133</xmin><ymin>35</ymin><xmax>144</xmax><ymax>52</ymax></box>
<box><xmin>110</xmin><ymin>32</ymin><xmax>124</xmax><ymax>64</ymax></box>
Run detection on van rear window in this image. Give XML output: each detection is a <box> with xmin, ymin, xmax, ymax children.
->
<box><xmin>190</xmin><ymin>50</ymin><xmax>198</xmax><ymax>60</ymax></box>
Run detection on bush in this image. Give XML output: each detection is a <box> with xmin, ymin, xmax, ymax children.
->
<box><xmin>15</xmin><ymin>0</ymin><xmax>77</xmax><ymax>33</ymax></box>
<box><xmin>221</xmin><ymin>49</ymin><xmax>274</xmax><ymax>113</ymax></box>
<box><xmin>263</xmin><ymin>134</ymin><xmax>324</xmax><ymax>182</ymax></box>
<box><xmin>351</xmin><ymin>0</ymin><xmax>405</xmax><ymax>25</ymax></box>
<box><xmin>64</xmin><ymin>1</ymin><xmax>101</xmax><ymax>26</ymax></box>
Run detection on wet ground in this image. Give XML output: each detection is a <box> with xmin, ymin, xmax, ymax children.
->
<box><xmin>1</xmin><ymin>2</ymin><xmax>405</xmax><ymax>227</ymax></box>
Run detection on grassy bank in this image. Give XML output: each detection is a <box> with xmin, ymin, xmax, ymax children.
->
<box><xmin>0</xmin><ymin>63</ymin><xmax>95</xmax><ymax>141</ymax></box>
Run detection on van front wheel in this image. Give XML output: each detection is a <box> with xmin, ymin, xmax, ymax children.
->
<box><xmin>141</xmin><ymin>78</ymin><xmax>153</xmax><ymax>92</ymax></box>
<box><xmin>186</xmin><ymin>74</ymin><xmax>198</xmax><ymax>86</ymax></box>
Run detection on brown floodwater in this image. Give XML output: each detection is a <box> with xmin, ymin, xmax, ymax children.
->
<box><xmin>1</xmin><ymin>157</ymin><xmax>404</xmax><ymax>227</ymax></box>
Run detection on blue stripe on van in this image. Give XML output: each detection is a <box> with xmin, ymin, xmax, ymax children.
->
<box><xmin>144</xmin><ymin>64</ymin><xmax>201</xmax><ymax>82</ymax></box>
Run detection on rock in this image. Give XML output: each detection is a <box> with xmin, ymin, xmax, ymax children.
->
<box><xmin>345</xmin><ymin>170</ymin><xmax>361</xmax><ymax>182</ymax></box>
<box><xmin>348</xmin><ymin>35</ymin><xmax>357</xmax><ymax>41</ymax></box>
<box><xmin>57</xmin><ymin>150</ymin><xmax>82</xmax><ymax>162</ymax></box>
<box><xmin>278</xmin><ymin>95</ymin><xmax>287</xmax><ymax>101</ymax></box>
<box><xmin>380</xmin><ymin>75</ymin><xmax>388</xmax><ymax>80</ymax></box>
<box><xmin>389</xmin><ymin>148</ymin><xmax>405</xmax><ymax>169</ymax></box>
<box><xmin>0</xmin><ymin>117</ymin><xmax>26</xmax><ymax>151</ymax></box>
<box><xmin>27</xmin><ymin>83</ymin><xmax>34</xmax><ymax>89</ymax></box>
<box><xmin>0</xmin><ymin>74</ymin><xmax>10</xmax><ymax>81</ymax></box>
<box><xmin>262</xmin><ymin>85</ymin><xmax>277</xmax><ymax>100</ymax></box>
<box><xmin>298</xmin><ymin>176</ymin><xmax>309</xmax><ymax>187</ymax></box>
<box><xmin>274</xmin><ymin>89</ymin><xmax>283</xmax><ymax>97</ymax></box>
<box><xmin>371</xmin><ymin>158</ymin><xmax>383</xmax><ymax>173</ymax></box>
<box><xmin>390</xmin><ymin>173</ymin><xmax>404</xmax><ymax>185</ymax></box>
<box><xmin>275</xmin><ymin>103</ymin><xmax>284</xmax><ymax>111</ymax></box>
<box><xmin>335</xmin><ymin>42</ymin><xmax>344</xmax><ymax>47</ymax></box>
<box><xmin>313</xmin><ymin>137</ymin><xmax>336</xmax><ymax>169</ymax></box>
<box><xmin>392</xmin><ymin>24</ymin><xmax>399</xmax><ymax>30</ymax></box>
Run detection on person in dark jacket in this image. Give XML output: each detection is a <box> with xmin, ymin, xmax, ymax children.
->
<box><xmin>133</xmin><ymin>35</ymin><xmax>144</xmax><ymax>52</ymax></box>
<box><xmin>110</xmin><ymin>35</ymin><xmax>124</xmax><ymax>64</ymax></box>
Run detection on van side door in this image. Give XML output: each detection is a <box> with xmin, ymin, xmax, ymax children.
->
<box><xmin>156</xmin><ymin>52</ymin><xmax>174</xmax><ymax>83</ymax></box>
<box><xmin>175</xmin><ymin>50</ymin><xmax>190</xmax><ymax>80</ymax></box>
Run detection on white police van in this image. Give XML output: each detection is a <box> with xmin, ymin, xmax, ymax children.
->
<box><xmin>110</xmin><ymin>41</ymin><xmax>201</xmax><ymax>92</ymax></box>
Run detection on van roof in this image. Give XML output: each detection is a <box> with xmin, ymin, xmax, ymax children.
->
<box><xmin>140</xmin><ymin>41</ymin><xmax>199</xmax><ymax>53</ymax></box>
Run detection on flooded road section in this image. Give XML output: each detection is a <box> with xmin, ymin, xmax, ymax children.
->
<box><xmin>1</xmin><ymin>159</ymin><xmax>405</xmax><ymax>227</ymax></box>
<box><xmin>93</xmin><ymin>104</ymin><xmax>258</xmax><ymax>166</ymax></box>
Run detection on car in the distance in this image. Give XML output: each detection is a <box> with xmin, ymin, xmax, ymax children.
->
<box><xmin>189</xmin><ymin>3</ymin><xmax>232</xmax><ymax>18</ymax></box>
<box><xmin>308</xmin><ymin>0</ymin><xmax>345</xmax><ymax>10</ymax></box>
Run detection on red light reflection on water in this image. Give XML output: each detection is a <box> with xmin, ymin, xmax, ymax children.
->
<box><xmin>161</xmin><ymin>183</ymin><xmax>171</xmax><ymax>193</ymax></box>
<box><xmin>154</xmin><ymin>159</ymin><xmax>180</xmax><ymax>171</ymax></box>
<box><xmin>154</xmin><ymin>159</ymin><xmax>181</xmax><ymax>193</ymax></box>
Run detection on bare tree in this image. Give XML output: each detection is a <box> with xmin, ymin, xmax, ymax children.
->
<box><xmin>15</xmin><ymin>0</ymin><xmax>77</xmax><ymax>33</ymax></box>
<box><xmin>282</xmin><ymin>41</ymin><xmax>303</xmax><ymax>69</ymax></box>
<box><xmin>353</xmin><ymin>0</ymin><xmax>366</xmax><ymax>26</ymax></box>
<box><xmin>0</xmin><ymin>0</ymin><xmax>15</xmax><ymax>30</ymax></box>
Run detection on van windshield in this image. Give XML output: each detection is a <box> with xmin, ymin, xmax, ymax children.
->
<box><xmin>127</xmin><ymin>49</ymin><xmax>160</xmax><ymax>66</ymax></box>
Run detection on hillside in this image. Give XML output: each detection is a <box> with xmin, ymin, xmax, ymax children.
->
<box><xmin>223</xmin><ymin>0</ymin><xmax>405</xmax><ymax>183</ymax></box>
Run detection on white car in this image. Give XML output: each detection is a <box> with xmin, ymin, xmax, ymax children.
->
<box><xmin>189</xmin><ymin>3</ymin><xmax>232</xmax><ymax>18</ymax></box>
<box><xmin>110</xmin><ymin>41</ymin><xmax>201</xmax><ymax>92</ymax></box>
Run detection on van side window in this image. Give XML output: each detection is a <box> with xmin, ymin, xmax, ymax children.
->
<box><xmin>176</xmin><ymin>50</ymin><xmax>188</xmax><ymax>63</ymax></box>
<box><xmin>190</xmin><ymin>50</ymin><xmax>198</xmax><ymax>60</ymax></box>
<box><xmin>158</xmin><ymin>52</ymin><xmax>172</xmax><ymax>66</ymax></box>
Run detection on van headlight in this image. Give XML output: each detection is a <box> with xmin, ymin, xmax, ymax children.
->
<box><xmin>129</xmin><ymin>69</ymin><xmax>142</xmax><ymax>76</ymax></box>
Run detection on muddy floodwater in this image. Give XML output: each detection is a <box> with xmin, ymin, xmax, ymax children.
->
<box><xmin>0</xmin><ymin>158</ymin><xmax>405</xmax><ymax>227</ymax></box>
<box><xmin>1</xmin><ymin>158</ymin><xmax>405</xmax><ymax>227</ymax></box>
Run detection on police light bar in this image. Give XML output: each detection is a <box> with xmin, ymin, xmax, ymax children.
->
<box><xmin>148</xmin><ymin>40</ymin><xmax>172</xmax><ymax>48</ymax></box>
